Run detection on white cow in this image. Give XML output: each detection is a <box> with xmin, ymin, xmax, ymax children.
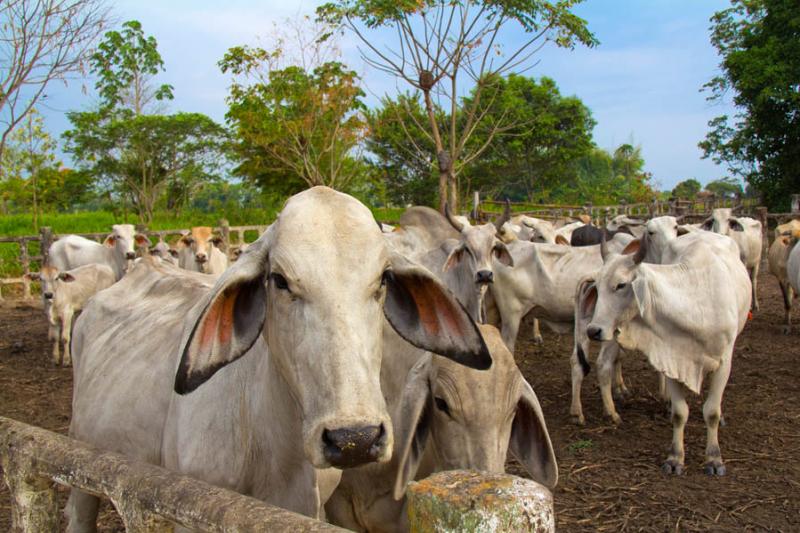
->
<box><xmin>768</xmin><ymin>220</ymin><xmax>800</xmax><ymax>333</ymax></box>
<box><xmin>148</xmin><ymin>238</ymin><xmax>178</xmax><ymax>265</ymax></box>
<box><xmin>489</xmin><ymin>234</ymin><xmax>633</xmax><ymax>352</ymax></box>
<box><xmin>28</xmin><ymin>264</ymin><xmax>115</xmax><ymax>366</ymax></box>
<box><xmin>66</xmin><ymin>187</ymin><xmax>491</xmax><ymax>530</ymax></box>
<box><xmin>702</xmin><ymin>208</ymin><xmax>762</xmax><ymax>310</ymax></box>
<box><xmin>516</xmin><ymin>216</ymin><xmax>578</xmax><ymax>245</ymax></box>
<box><xmin>176</xmin><ymin>226</ymin><xmax>229</xmax><ymax>275</ymax></box>
<box><xmin>326</xmin><ymin>324</ymin><xmax>557</xmax><ymax>532</ymax></box>
<box><xmin>48</xmin><ymin>224</ymin><xmax>150</xmax><ymax>281</ymax></box>
<box><xmin>586</xmin><ymin>231</ymin><xmax>750</xmax><ymax>475</ymax></box>
<box><xmin>787</xmin><ymin>232</ymin><xmax>800</xmax><ymax>297</ymax></box>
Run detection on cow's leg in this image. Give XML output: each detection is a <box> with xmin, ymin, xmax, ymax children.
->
<box><xmin>569</xmin><ymin>342</ymin><xmax>588</xmax><ymax>425</ymax></box>
<box><xmin>703</xmin><ymin>355</ymin><xmax>732</xmax><ymax>476</ymax></box>
<box><xmin>532</xmin><ymin>318</ymin><xmax>543</xmax><ymax>345</ymax></box>
<box><xmin>663</xmin><ymin>377</ymin><xmax>688</xmax><ymax>475</ymax></box>
<box><xmin>65</xmin><ymin>489</ymin><xmax>99</xmax><ymax>533</ymax></box>
<box><xmin>751</xmin><ymin>263</ymin><xmax>760</xmax><ymax>311</ymax></box>
<box><xmin>49</xmin><ymin>319</ymin><xmax>61</xmax><ymax>365</ymax></box>
<box><xmin>657</xmin><ymin>372</ymin><xmax>668</xmax><ymax>401</ymax></box>
<box><xmin>61</xmin><ymin>308</ymin><xmax>75</xmax><ymax>367</ymax></box>
<box><xmin>779</xmin><ymin>281</ymin><xmax>793</xmax><ymax>334</ymax></box>
<box><xmin>612</xmin><ymin>352</ymin><xmax>629</xmax><ymax>398</ymax></box>
<box><xmin>500</xmin><ymin>309</ymin><xmax>522</xmax><ymax>353</ymax></box>
<box><xmin>597</xmin><ymin>342</ymin><xmax>621</xmax><ymax>425</ymax></box>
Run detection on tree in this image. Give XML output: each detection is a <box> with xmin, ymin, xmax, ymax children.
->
<box><xmin>705</xmin><ymin>176</ymin><xmax>743</xmax><ymax>198</ymax></box>
<box><xmin>366</xmin><ymin>93</ymin><xmax>442</xmax><ymax>205</ymax></box>
<box><xmin>64</xmin><ymin>21</ymin><xmax>227</xmax><ymax>223</ymax></box>
<box><xmin>221</xmin><ymin>46</ymin><xmax>367</xmax><ymax>192</ymax></box>
<box><xmin>318</xmin><ymin>0</ymin><xmax>597</xmax><ymax>212</ymax></box>
<box><xmin>0</xmin><ymin>109</ymin><xmax>61</xmax><ymax>225</ymax></box>
<box><xmin>700</xmin><ymin>0</ymin><xmax>800</xmax><ymax>210</ymax></box>
<box><xmin>463</xmin><ymin>75</ymin><xmax>595</xmax><ymax>201</ymax></box>
<box><xmin>672</xmin><ymin>178</ymin><xmax>702</xmax><ymax>199</ymax></box>
<box><xmin>0</xmin><ymin>0</ymin><xmax>109</xmax><ymax>160</ymax></box>
<box><xmin>65</xmin><ymin>111</ymin><xmax>228</xmax><ymax>223</ymax></box>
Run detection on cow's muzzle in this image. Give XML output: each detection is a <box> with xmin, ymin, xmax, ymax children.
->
<box><xmin>195</xmin><ymin>253</ymin><xmax>208</xmax><ymax>264</ymax></box>
<box><xmin>43</xmin><ymin>292</ymin><xmax>53</xmax><ymax>300</ymax></box>
<box><xmin>125</xmin><ymin>252</ymin><xmax>136</xmax><ymax>260</ymax></box>
<box><xmin>587</xmin><ymin>325</ymin><xmax>604</xmax><ymax>341</ymax></box>
<box><xmin>475</xmin><ymin>270</ymin><xmax>494</xmax><ymax>284</ymax></box>
<box><xmin>322</xmin><ymin>424</ymin><xmax>386</xmax><ymax>468</ymax></box>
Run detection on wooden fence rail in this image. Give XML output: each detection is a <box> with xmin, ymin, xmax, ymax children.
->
<box><xmin>0</xmin><ymin>416</ymin><xmax>554</xmax><ymax>532</ymax></box>
<box><xmin>0</xmin><ymin>220</ymin><xmax>269</xmax><ymax>301</ymax></box>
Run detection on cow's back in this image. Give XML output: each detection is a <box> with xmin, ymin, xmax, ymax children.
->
<box><xmin>49</xmin><ymin>235</ymin><xmax>104</xmax><ymax>271</ymax></box>
<box><xmin>70</xmin><ymin>258</ymin><xmax>215</xmax><ymax>464</ymax></box>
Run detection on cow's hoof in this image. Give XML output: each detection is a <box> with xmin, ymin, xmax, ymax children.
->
<box><xmin>662</xmin><ymin>460</ymin><xmax>684</xmax><ymax>475</ymax></box>
<box><xmin>607</xmin><ymin>413</ymin><xmax>622</xmax><ymax>426</ymax></box>
<box><xmin>782</xmin><ymin>325</ymin><xmax>791</xmax><ymax>335</ymax></box>
<box><xmin>571</xmin><ymin>414</ymin><xmax>585</xmax><ymax>426</ymax></box>
<box><xmin>533</xmin><ymin>335</ymin><xmax>544</xmax><ymax>345</ymax></box>
<box><xmin>704</xmin><ymin>461</ymin><xmax>726</xmax><ymax>476</ymax></box>
<box><xmin>719</xmin><ymin>416</ymin><xmax>727</xmax><ymax>427</ymax></box>
<box><xmin>613</xmin><ymin>388</ymin><xmax>630</xmax><ymax>400</ymax></box>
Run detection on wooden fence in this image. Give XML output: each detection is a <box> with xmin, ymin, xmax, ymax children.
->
<box><xmin>0</xmin><ymin>220</ymin><xmax>268</xmax><ymax>301</ymax></box>
<box><xmin>0</xmin><ymin>416</ymin><xmax>554</xmax><ymax>531</ymax></box>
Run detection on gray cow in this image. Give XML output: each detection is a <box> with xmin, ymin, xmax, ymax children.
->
<box><xmin>66</xmin><ymin>187</ymin><xmax>491</xmax><ymax>531</ymax></box>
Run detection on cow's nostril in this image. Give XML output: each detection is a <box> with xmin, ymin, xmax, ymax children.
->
<box><xmin>476</xmin><ymin>270</ymin><xmax>494</xmax><ymax>284</ymax></box>
<box><xmin>43</xmin><ymin>292</ymin><xmax>53</xmax><ymax>299</ymax></box>
<box><xmin>196</xmin><ymin>254</ymin><xmax>207</xmax><ymax>263</ymax></box>
<box><xmin>587</xmin><ymin>325</ymin><xmax>603</xmax><ymax>340</ymax></box>
<box><xmin>125</xmin><ymin>252</ymin><xmax>136</xmax><ymax>260</ymax></box>
<box><xmin>322</xmin><ymin>424</ymin><xmax>385</xmax><ymax>468</ymax></box>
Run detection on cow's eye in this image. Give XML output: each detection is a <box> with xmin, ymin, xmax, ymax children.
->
<box><xmin>648</xmin><ymin>231</ymin><xmax>655</xmax><ymax>236</ymax></box>
<box><xmin>270</xmin><ymin>273</ymin><xmax>290</xmax><ymax>291</ymax></box>
<box><xmin>615</xmin><ymin>282</ymin><xmax>627</xmax><ymax>291</ymax></box>
<box><xmin>434</xmin><ymin>397</ymin><xmax>451</xmax><ymax>417</ymax></box>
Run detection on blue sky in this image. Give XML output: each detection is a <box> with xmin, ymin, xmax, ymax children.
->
<box><xmin>36</xmin><ymin>0</ymin><xmax>738</xmax><ymax>191</ymax></box>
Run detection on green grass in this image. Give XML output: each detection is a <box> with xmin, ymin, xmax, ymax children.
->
<box><xmin>567</xmin><ymin>439</ymin><xmax>594</xmax><ymax>453</ymax></box>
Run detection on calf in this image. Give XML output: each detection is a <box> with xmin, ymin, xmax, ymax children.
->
<box><xmin>702</xmin><ymin>208</ymin><xmax>763</xmax><ymax>310</ymax></box>
<box><xmin>48</xmin><ymin>224</ymin><xmax>150</xmax><ymax>280</ymax></box>
<box><xmin>176</xmin><ymin>226</ymin><xmax>229</xmax><ymax>275</ymax></box>
<box><xmin>326</xmin><ymin>324</ymin><xmax>556</xmax><ymax>532</ymax></box>
<box><xmin>29</xmin><ymin>264</ymin><xmax>115</xmax><ymax>366</ymax></box>
<box><xmin>586</xmin><ymin>231</ymin><xmax>750</xmax><ymax>475</ymax></box>
<box><xmin>768</xmin><ymin>220</ymin><xmax>800</xmax><ymax>333</ymax></box>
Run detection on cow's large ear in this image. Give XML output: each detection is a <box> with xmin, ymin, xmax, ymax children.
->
<box><xmin>443</xmin><ymin>243</ymin><xmax>468</xmax><ymax>272</ymax></box>
<box><xmin>632</xmin><ymin>275</ymin><xmax>649</xmax><ymax>318</ymax></box>
<box><xmin>103</xmin><ymin>234</ymin><xmax>117</xmax><ymax>248</ymax></box>
<box><xmin>509</xmin><ymin>379</ymin><xmax>558</xmax><ymax>489</ymax></box>
<box><xmin>493</xmin><ymin>242</ymin><xmax>514</xmax><ymax>266</ymax></box>
<box><xmin>578</xmin><ymin>279</ymin><xmax>597</xmax><ymax>320</ymax></box>
<box><xmin>385</xmin><ymin>253</ymin><xmax>491</xmax><ymax>370</ymax></box>
<box><xmin>135</xmin><ymin>233</ymin><xmax>151</xmax><ymax>247</ymax></box>
<box><xmin>393</xmin><ymin>355</ymin><xmax>433</xmax><ymax>500</ymax></box>
<box><xmin>174</xmin><ymin>227</ymin><xmax>273</xmax><ymax>394</ymax></box>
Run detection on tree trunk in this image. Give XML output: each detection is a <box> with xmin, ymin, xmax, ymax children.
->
<box><xmin>448</xmin><ymin>171</ymin><xmax>458</xmax><ymax>214</ymax></box>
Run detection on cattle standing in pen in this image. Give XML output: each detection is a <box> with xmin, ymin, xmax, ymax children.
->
<box><xmin>176</xmin><ymin>226</ymin><xmax>229</xmax><ymax>275</ymax></box>
<box><xmin>66</xmin><ymin>187</ymin><xmax>491</xmax><ymax>530</ymax></box>
<box><xmin>767</xmin><ymin>220</ymin><xmax>800</xmax><ymax>332</ymax></box>
<box><xmin>585</xmin><ymin>231</ymin><xmax>750</xmax><ymax>475</ymax></box>
<box><xmin>326</xmin><ymin>324</ymin><xmax>556</xmax><ymax>532</ymax></box>
<box><xmin>48</xmin><ymin>224</ymin><xmax>150</xmax><ymax>281</ymax></box>
<box><xmin>27</xmin><ymin>264</ymin><xmax>115</xmax><ymax>366</ymax></box>
<box><xmin>702</xmin><ymin>207</ymin><xmax>762</xmax><ymax>310</ymax></box>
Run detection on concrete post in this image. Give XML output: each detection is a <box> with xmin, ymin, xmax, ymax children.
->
<box><xmin>407</xmin><ymin>470</ymin><xmax>554</xmax><ymax>533</ymax></box>
<box><xmin>218</xmin><ymin>218</ymin><xmax>230</xmax><ymax>253</ymax></box>
<box><xmin>472</xmin><ymin>191</ymin><xmax>480</xmax><ymax>222</ymax></box>
<box><xmin>791</xmin><ymin>194</ymin><xmax>800</xmax><ymax>214</ymax></box>
<box><xmin>2</xmin><ymin>455</ymin><xmax>59</xmax><ymax>533</ymax></box>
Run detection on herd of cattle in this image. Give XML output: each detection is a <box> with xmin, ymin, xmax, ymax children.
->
<box><xmin>16</xmin><ymin>186</ymin><xmax>800</xmax><ymax>532</ymax></box>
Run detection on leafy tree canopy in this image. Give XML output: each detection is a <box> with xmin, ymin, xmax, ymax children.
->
<box><xmin>700</xmin><ymin>0</ymin><xmax>800</xmax><ymax>210</ymax></box>
<box><xmin>672</xmin><ymin>178</ymin><xmax>702</xmax><ymax>199</ymax></box>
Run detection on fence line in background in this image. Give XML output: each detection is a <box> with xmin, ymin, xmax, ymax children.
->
<box><xmin>0</xmin><ymin>220</ymin><xmax>269</xmax><ymax>301</ymax></box>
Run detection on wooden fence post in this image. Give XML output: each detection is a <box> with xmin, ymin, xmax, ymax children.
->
<box><xmin>218</xmin><ymin>218</ymin><xmax>230</xmax><ymax>253</ymax></box>
<box><xmin>39</xmin><ymin>227</ymin><xmax>53</xmax><ymax>264</ymax></box>
<box><xmin>791</xmin><ymin>194</ymin><xmax>800</xmax><ymax>214</ymax></box>
<box><xmin>2</xmin><ymin>454</ymin><xmax>58</xmax><ymax>532</ymax></box>
<box><xmin>756</xmin><ymin>206</ymin><xmax>769</xmax><ymax>257</ymax></box>
<box><xmin>407</xmin><ymin>470</ymin><xmax>554</xmax><ymax>533</ymax></box>
<box><xmin>19</xmin><ymin>238</ymin><xmax>31</xmax><ymax>299</ymax></box>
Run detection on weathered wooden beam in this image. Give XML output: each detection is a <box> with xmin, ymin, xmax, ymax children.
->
<box><xmin>407</xmin><ymin>470</ymin><xmax>554</xmax><ymax>533</ymax></box>
<box><xmin>0</xmin><ymin>417</ymin><xmax>343</xmax><ymax>532</ymax></box>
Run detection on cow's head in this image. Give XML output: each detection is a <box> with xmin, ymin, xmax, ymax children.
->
<box><xmin>174</xmin><ymin>187</ymin><xmax>491</xmax><ymax>470</ymax></box>
<box><xmin>520</xmin><ymin>216</ymin><xmax>556</xmax><ymax>244</ymax></box>
<box><xmin>587</xmin><ymin>236</ymin><xmax>648</xmax><ymax>342</ymax></box>
<box><xmin>644</xmin><ymin>216</ymin><xmax>688</xmax><ymax>263</ymax></box>
<box><xmin>27</xmin><ymin>265</ymin><xmax>77</xmax><ymax>304</ymax></box>
<box><xmin>391</xmin><ymin>324</ymin><xmax>557</xmax><ymax>499</ymax></box>
<box><xmin>149</xmin><ymin>240</ymin><xmax>178</xmax><ymax>263</ymax></box>
<box><xmin>702</xmin><ymin>208</ymin><xmax>744</xmax><ymax>234</ymax></box>
<box><xmin>442</xmin><ymin>203</ymin><xmax>513</xmax><ymax>287</ymax></box>
<box><xmin>180</xmin><ymin>227</ymin><xmax>223</xmax><ymax>268</ymax></box>
<box><xmin>104</xmin><ymin>224</ymin><xmax>150</xmax><ymax>261</ymax></box>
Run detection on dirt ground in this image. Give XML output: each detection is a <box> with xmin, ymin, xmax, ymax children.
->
<box><xmin>1</xmin><ymin>269</ymin><xmax>798</xmax><ymax>531</ymax></box>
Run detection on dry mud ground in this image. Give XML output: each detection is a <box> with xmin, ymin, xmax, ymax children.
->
<box><xmin>1</xmin><ymin>269</ymin><xmax>798</xmax><ymax>531</ymax></box>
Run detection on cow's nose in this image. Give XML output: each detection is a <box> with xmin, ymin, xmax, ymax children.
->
<box><xmin>322</xmin><ymin>425</ymin><xmax>385</xmax><ymax>468</ymax></box>
<box><xmin>476</xmin><ymin>270</ymin><xmax>494</xmax><ymax>284</ymax></box>
<box><xmin>195</xmin><ymin>253</ymin><xmax>207</xmax><ymax>263</ymax></box>
<box><xmin>125</xmin><ymin>252</ymin><xmax>136</xmax><ymax>260</ymax></box>
<box><xmin>43</xmin><ymin>292</ymin><xmax>53</xmax><ymax>300</ymax></box>
<box><xmin>587</xmin><ymin>325</ymin><xmax>603</xmax><ymax>341</ymax></box>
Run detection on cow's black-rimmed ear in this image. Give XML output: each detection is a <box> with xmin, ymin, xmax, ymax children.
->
<box><xmin>174</xmin><ymin>227</ymin><xmax>273</xmax><ymax>394</ymax></box>
<box><xmin>701</xmin><ymin>218</ymin><xmax>713</xmax><ymax>230</ymax></box>
<box><xmin>730</xmin><ymin>218</ymin><xmax>745</xmax><ymax>232</ymax></box>
<box><xmin>509</xmin><ymin>379</ymin><xmax>558</xmax><ymax>489</ymax></box>
<box><xmin>58</xmin><ymin>272</ymin><xmax>76</xmax><ymax>282</ymax></box>
<box><xmin>443</xmin><ymin>243</ymin><xmax>468</xmax><ymax>272</ymax></box>
<box><xmin>493</xmin><ymin>242</ymin><xmax>514</xmax><ymax>266</ymax></box>
<box><xmin>385</xmin><ymin>253</ymin><xmax>491</xmax><ymax>371</ymax></box>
